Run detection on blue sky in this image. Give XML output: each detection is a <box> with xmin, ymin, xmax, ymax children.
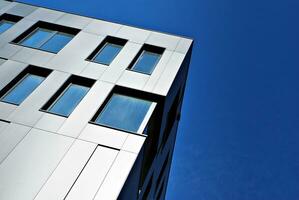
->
<box><xmin>20</xmin><ymin>0</ymin><xmax>299</xmax><ymax>199</ymax></box>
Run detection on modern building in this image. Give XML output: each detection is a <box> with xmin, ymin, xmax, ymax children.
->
<box><xmin>0</xmin><ymin>1</ymin><xmax>193</xmax><ymax>199</ymax></box>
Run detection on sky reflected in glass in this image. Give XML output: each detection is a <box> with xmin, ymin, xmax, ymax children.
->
<box><xmin>40</xmin><ymin>32</ymin><xmax>73</xmax><ymax>53</ymax></box>
<box><xmin>0</xmin><ymin>20</ymin><xmax>14</xmax><ymax>34</ymax></box>
<box><xmin>132</xmin><ymin>51</ymin><xmax>160</xmax><ymax>74</ymax></box>
<box><xmin>21</xmin><ymin>28</ymin><xmax>52</xmax><ymax>48</ymax></box>
<box><xmin>1</xmin><ymin>74</ymin><xmax>44</xmax><ymax>105</ymax></box>
<box><xmin>95</xmin><ymin>94</ymin><xmax>152</xmax><ymax>132</ymax></box>
<box><xmin>93</xmin><ymin>43</ymin><xmax>122</xmax><ymax>65</ymax></box>
<box><xmin>48</xmin><ymin>84</ymin><xmax>89</xmax><ymax>117</ymax></box>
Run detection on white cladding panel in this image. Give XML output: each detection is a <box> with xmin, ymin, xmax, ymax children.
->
<box><xmin>34</xmin><ymin>140</ymin><xmax>97</xmax><ymax>200</ymax></box>
<box><xmin>65</xmin><ymin>146</ymin><xmax>118</xmax><ymax>200</ymax></box>
<box><xmin>0</xmin><ymin>1</ymin><xmax>192</xmax><ymax>199</ymax></box>
<box><xmin>0</xmin><ymin>128</ymin><xmax>73</xmax><ymax>200</ymax></box>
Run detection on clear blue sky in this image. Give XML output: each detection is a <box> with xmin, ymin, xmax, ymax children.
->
<box><xmin>20</xmin><ymin>0</ymin><xmax>299</xmax><ymax>199</ymax></box>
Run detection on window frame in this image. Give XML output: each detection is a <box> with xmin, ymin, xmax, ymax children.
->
<box><xmin>40</xmin><ymin>75</ymin><xmax>95</xmax><ymax>118</ymax></box>
<box><xmin>47</xmin><ymin>83</ymin><xmax>89</xmax><ymax>117</ymax></box>
<box><xmin>39</xmin><ymin>30</ymin><xmax>75</xmax><ymax>53</ymax></box>
<box><xmin>131</xmin><ymin>50</ymin><xmax>162</xmax><ymax>75</ymax></box>
<box><xmin>89</xmin><ymin>87</ymin><xmax>157</xmax><ymax>135</ymax></box>
<box><xmin>11</xmin><ymin>21</ymin><xmax>80</xmax><ymax>54</ymax></box>
<box><xmin>127</xmin><ymin>44</ymin><xmax>165</xmax><ymax>75</ymax></box>
<box><xmin>0</xmin><ymin>74</ymin><xmax>44</xmax><ymax>105</ymax></box>
<box><xmin>0</xmin><ymin>13</ymin><xmax>22</xmax><ymax>34</ymax></box>
<box><xmin>0</xmin><ymin>65</ymin><xmax>52</xmax><ymax>106</ymax></box>
<box><xmin>0</xmin><ymin>19</ymin><xmax>14</xmax><ymax>32</ymax></box>
<box><xmin>86</xmin><ymin>36</ymin><xmax>127</xmax><ymax>66</ymax></box>
<box><xmin>19</xmin><ymin>27</ymin><xmax>56</xmax><ymax>48</ymax></box>
<box><xmin>91</xmin><ymin>42</ymin><xmax>122</xmax><ymax>65</ymax></box>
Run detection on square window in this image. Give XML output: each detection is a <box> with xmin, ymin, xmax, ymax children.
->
<box><xmin>0</xmin><ymin>66</ymin><xmax>51</xmax><ymax>105</ymax></box>
<box><xmin>92</xmin><ymin>94</ymin><xmax>152</xmax><ymax>133</ymax></box>
<box><xmin>41</xmin><ymin>76</ymin><xmax>94</xmax><ymax>117</ymax></box>
<box><xmin>128</xmin><ymin>44</ymin><xmax>165</xmax><ymax>75</ymax></box>
<box><xmin>87</xmin><ymin>36</ymin><xmax>127</xmax><ymax>65</ymax></box>
<box><xmin>12</xmin><ymin>21</ymin><xmax>79</xmax><ymax>53</ymax></box>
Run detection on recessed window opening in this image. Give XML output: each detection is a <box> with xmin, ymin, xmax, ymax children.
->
<box><xmin>0</xmin><ymin>14</ymin><xmax>22</xmax><ymax>34</ymax></box>
<box><xmin>91</xmin><ymin>93</ymin><xmax>153</xmax><ymax>133</ymax></box>
<box><xmin>41</xmin><ymin>75</ymin><xmax>94</xmax><ymax>117</ymax></box>
<box><xmin>87</xmin><ymin>36</ymin><xmax>127</xmax><ymax>65</ymax></box>
<box><xmin>12</xmin><ymin>21</ymin><xmax>79</xmax><ymax>53</ymax></box>
<box><xmin>128</xmin><ymin>44</ymin><xmax>165</xmax><ymax>75</ymax></box>
<box><xmin>0</xmin><ymin>66</ymin><xmax>51</xmax><ymax>105</ymax></box>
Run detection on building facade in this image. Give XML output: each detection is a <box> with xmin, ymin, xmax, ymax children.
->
<box><xmin>0</xmin><ymin>1</ymin><xmax>193</xmax><ymax>199</ymax></box>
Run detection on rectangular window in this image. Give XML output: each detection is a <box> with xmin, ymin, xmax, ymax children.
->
<box><xmin>91</xmin><ymin>93</ymin><xmax>153</xmax><ymax>133</ymax></box>
<box><xmin>1</xmin><ymin>74</ymin><xmax>44</xmax><ymax>105</ymax></box>
<box><xmin>0</xmin><ymin>20</ymin><xmax>14</xmax><ymax>34</ymax></box>
<box><xmin>21</xmin><ymin>28</ymin><xmax>54</xmax><ymax>48</ymax></box>
<box><xmin>19</xmin><ymin>28</ymin><xmax>74</xmax><ymax>53</ymax></box>
<box><xmin>128</xmin><ymin>44</ymin><xmax>165</xmax><ymax>75</ymax></box>
<box><xmin>0</xmin><ymin>66</ymin><xmax>51</xmax><ymax>105</ymax></box>
<box><xmin>0</xmin><ymin>14</ymin><xmax>22</xmax><ymax>34</ymax></box>
<box><xmin>12</xmin><ymin>21</ymin><xmax>79</xmax><ymax>53</ymax></box>
<box><xmin>41</xmin><ymin>76</ymin><xmax>94</xmax><ymax>117</ymax></box>
<box><xmin>93</xmin><ymin>43</ymin><xmax>121</xmax><ymax>65</ymax></box>
<box><xmin>48</xmin><ymin>84</ymin><xmax>89</xmax><ymax>117</ymax></box>
<box><xmin>40</xmin><ymin>32</ymin><xmax>73</xmax><ymax>53</ymax></box>
<box><xmin>87</xmin><ymin>36</ymin><xmax>127</xmax><ymax>65</ymax></box>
